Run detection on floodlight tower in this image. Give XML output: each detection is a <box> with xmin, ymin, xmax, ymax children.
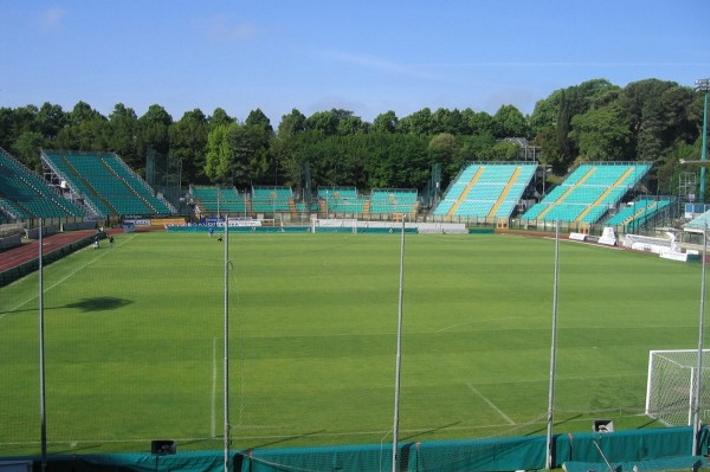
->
<box><xmin>696</xmin><ymin>78</ymin><xmax>710</xmax><ymax>203</ymax></box>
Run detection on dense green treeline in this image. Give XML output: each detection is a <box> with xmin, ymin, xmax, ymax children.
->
<box><xmin>0</xmin><ymin>78</ymin><xmax>704</xmax><ymax>194</ymax></box>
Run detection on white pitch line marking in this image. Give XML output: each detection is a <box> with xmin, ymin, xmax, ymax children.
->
<box><xmin>466</xmin><ymin>382</ymin><xmax>515</xmax><ymax>425</ymax></box>
<box><xmin>1</xmin><ymin>234</ymin><xmax>138</xmax><ymax>320</ymax></box>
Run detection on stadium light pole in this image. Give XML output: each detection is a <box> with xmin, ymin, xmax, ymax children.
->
<box><xmin>692</xmin><ymin>223</ymin><xmax>707</xmax><ymax>455</ymax></box>
<box><xmin>38</xmin><ymin>218</ymin><xmax>48</xmax><ymax>472</ymax></box>
<box><xmin>391</xmin><ymin>216</ymin><xmax>406</xmax><ymax>472</ymax></box>
<box><xmin>223</xmin><ymin>214</ymin><xmax>230</xmax><ymax>472</ymax></box>
<box><xmin>696</xmin><ymin>79</ymin><xmax>710</xmax><ymax>204</ymax></box>
<box><xmin>545</xmin><ymin>220</ymin><xmax>561</xmax><ymax>470</ymax></box>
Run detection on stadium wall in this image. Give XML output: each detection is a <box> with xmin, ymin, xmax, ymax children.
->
<box><xmin>8</xmin><ymin>427</ymin><xmax>706</xmax><ymax>472</ymax></box>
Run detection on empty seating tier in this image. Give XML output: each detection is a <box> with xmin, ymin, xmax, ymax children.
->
<box><xmin>0</xmin><ymin>148</ymin><xmax>85</xmax><ymax>220</ymax></box>
<box><xmin>318</xmin><ymin>187</ymin><xmax>367</xmax><ymax>214</ymax></box>
<box><xmin>251</xmin><ymin>186</ymin><xmax>293</xmax><ymax>213</ymax></box>
<box><xmin>522</xmin><ymin>162</ymin><xmax>651</xmax><ymax>224</ymax></box>
<box><xmin>191</xmin><ymin>186</ymin><xmax>247</xmax><ymax>214</ymax></box>
<box><xmin>433</xmin><ymin>162</ymin><xmax>536</xmax><ymax>219</ymax></box>
<box><xmin>42</xmin><ymin>150</ymin><xmax>173</xmax><ymax>217</ymax></box>
<box><xmin>369</xmin><ymin>189</ymin><xmax>418</xmax><ymax>215</ymax></box>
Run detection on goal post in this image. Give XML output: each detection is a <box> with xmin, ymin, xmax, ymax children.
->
<box><xmin>645</xmin><ymin>349</ymin><xmax>710</xmax><ymax>426</ymax></box>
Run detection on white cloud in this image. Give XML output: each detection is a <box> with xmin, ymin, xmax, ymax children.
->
<box><xmin>204</xmin><ymin>15</ymin><xmax>258</xmax><ymax>41</ymax></box>
<box><xmin>39</xmin><ymin>7</ymin><xmax>66</xmax><ymax>31</ymax></box>
<box><xmin>323</xmin><ymin>50</ymin><xmax>442</xmax><ymax>81</ymax></box>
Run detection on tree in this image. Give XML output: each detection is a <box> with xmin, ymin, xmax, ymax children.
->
<box><xmin>55</xmin><ymin>101</ymin><xmax>110</xmax><ymax>151</ymax></box>
<box><xmin>398</xmin><ymin>108</ymin><xmax>433</xmax><ymax>135</ymax></box>
<box><xmin>492</xmin><ymin>105</ymin><xmax>529</xmax><ymax>138</ymax></box>
<box><xmin>428</xmin><ymin>133</ymin><xmax>459</xmax><ymax>178</ymax></box>
<box><xmin>136</xmin><ymin>104</ymin><xmax>173</xmax><ymax>172</ymax></box>
<box><xmin>36</xmin><ymin>103</ymin><xmax>67</xmax><ymax>139</ymax></box>
<box><xmin>373</xmin><ymin>111</ymin><xmax>398</xmax><ymax>133</ymax></box>
<box><xmin>209</xmin><ymin>108</ymin><xmax>235</xmax><ymax>129</ymax></box>
<box><xmin>277</xmin><ymin>109</ymin><xmax>306</xmax><ymax>138</ymax></box>
<box><xmin>170</xmin><ymin>109</ymin><xmax>209</xmax><ymax>183</ymax></box>
<box><xmin>204</xmin><ymin>124</ymin><xmax>235</xmax><ymax>183</ymax></box>
<box><xmin>108</xmin><ymin>103</ymin><xmax>139</xmax><ymax>167</ymax></box>
<box><xmin>570</xmin><ymin>105</ymin><xmax>632</xmax><ymax>161</ymax></box>
<box><xmin>12</xmin><ymin>131</ymin><xmax>45</xmax><ymax>170</ymax></box>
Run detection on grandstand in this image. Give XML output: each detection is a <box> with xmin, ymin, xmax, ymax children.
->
<box><xmin>42</xmin><ymin>150</ymin><xmax>175</xmax><ymax>218</ymax></box>
<box><xmin>522</xmin><ymin>162</ymin><xmax>651</xmax><ymax>224</ymax></box>
<box><xmin>433</xmin><ymin>162</ymin><xmax>536</xmax><ymax>220</ymax></box>
<box><xmin>318</xmin><ymin>187</ymin><xmax>367</xmax><ymax>214</ymax></box>
<box><xmin>191</xmin><ymin>186</ymin><xmax>248</xmax><ymax>215</ymax></box>
<box><xmin>369</xmin><ymin>189</ymin><xmax>418</xmax><ymax>216</ymax></box>
<box><xmin>0</xmin><ymin>148</ymin><xmax>85</xmax><ymax>221</ymax></box>
<box><xmin>605</xmin><ymin>197</ymin><xmax>673</xmax><ymax>229</ymax></box>
<box><xmin>251</xmin><ymin>185</ymin><xmax>293</xmax><ymax>213</ymax></box>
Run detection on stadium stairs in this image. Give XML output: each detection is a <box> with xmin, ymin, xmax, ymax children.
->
<box><xmin>487</xmin><ymin>166</ymin><xmax>522</xmax><ymax>218</ymax></box>
<box><xmin>0</xmin><ymin>148</ymin><xmax>85</xmax><ymax>220</ymax></box>
<box><xmin>61</xmin><ymin>154</ymin><xmax>118</xmax><ymax>216</ymax></box>
<box><xmin>99</xmin><ymin>158</ymin><xmax>159</xmax><ymax>214</ymax></box>
<box><xmin>448</xmin><ymin>166</ymin><xmax>484</xmax><ymax>217</ymax></box>
<box><xmin>523</xmin><ymin>162</ymin><xmax>651</xmax><ymax>224</ymax></box>
<box><xmin>574</xmin><ymin>167</ymin><xmax>635</xmax><ymax>222</ymax></box>
<box><xmin>536</xmin><ymin>167</ymin><xmax>596</xmax><ymax>220</ymax></box>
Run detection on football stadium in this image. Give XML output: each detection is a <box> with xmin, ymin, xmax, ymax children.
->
<box><xmin>2</xmin><ymin>136</ymin><xmax>710</xmax><ymax>471</ymax></box>
<box><xmin>3</xmin><ymin>3</ymin><xmax>710</xmax><ymax>472</ymax></box>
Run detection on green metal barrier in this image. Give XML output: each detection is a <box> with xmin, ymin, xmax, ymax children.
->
<box><xmin>8</xmin><ymin>426</ymin><xmax>707</xmax><ymax>472</ymax></box>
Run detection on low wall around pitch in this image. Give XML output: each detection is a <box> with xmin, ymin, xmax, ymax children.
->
<box><xmin>7</xmin><ymin>426</ymin><xmax>706</xmax><ymax>472</ymax></box>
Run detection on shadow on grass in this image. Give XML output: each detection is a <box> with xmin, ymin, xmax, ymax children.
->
<box><xmin>524</xmin><ymin>413</ymin><xmax>583</xmax><ymax>436</ymax></box>
<box><xmin>399</xmin><ymin>421</ymin><xmax>461</xmax><ymax>441</ymax></box>
<box><xmin>239</xmin><ymin>429</ymin><xmax>327</xmax><ymax>450</ymax></box>
<box><xmin>64</xmin><ymin>297</ymin><xmax>133</xmax><ymax>312</ymax></box>
<box><xmin>1</xmin><ymin>296</ymin><xmax>133</xmax><ymax>315</ymax></box>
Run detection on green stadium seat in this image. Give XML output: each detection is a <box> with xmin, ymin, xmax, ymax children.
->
<box><xmin>0</xmin><ymin>148</ymin><xmax>85</xmax><ymax>220</ymax></box>
<box><xmin>433</xmin><ymin>163</ymin><xmax>536</xmax><ymax>219</ymax></box>
<box><xmin>42</xmin><ymin>150</ymin><xmax>174</xmax><ymax>217</ymax></box>
<box><xmin>522</xmin><ymin>163</ymin><xmax>651</xmax><ymax>224</ymax></box>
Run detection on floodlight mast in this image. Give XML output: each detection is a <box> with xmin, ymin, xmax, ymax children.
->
<box><xmin>391</xmin><ymin>216</ymin><xmax>406</xmax><ymax>472</ymax></box>
<box><xmin>545</xmin><ymin>220</ymin><xmax>561</xmax><ymax>470</ymax></box>
<box><xmin>692</xmin><ymin>224</ymin><xmax>708</xmax><ymax>455</ymax></box>
<box><xmin>38</xmin><ymin>219</ymin><xmax>47</xmax><ymax>472</ymax></box>
<box><xmin>223</xmin><ymin>214</ymin><xmax>230</xmax><ymax>472</ymax></box>
<box><xmin>696</xmin><ymin>79</ymin><xmax>710</xmax><ymax>203</ymax></box>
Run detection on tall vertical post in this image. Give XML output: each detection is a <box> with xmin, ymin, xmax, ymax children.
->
<box><xmin>223</xmin><ymin>214</ymin><xmax>230</xmax><ymax>472</ymax></box>
<box><xmin>545</xmin><ymin>220</ymin><xmax>561</xmax><ymax>469</ymax></box>
<box><xmin>38</xmin><ymin>219</ymin><xmax>47</xmax><ymax>472</ymax></box>
<box><xmin>697</xmin><ymin>79</ymin><xmax>709</xmax><ymax>203</ymax></box>
<box><xmin>692</xmin><ymin>223</ymin><xmax>707</xmax><ymax>454</ymax></box>
<box><xmin>700</xmin><ymin>92</ymin><xmax>709</xmax><ymax>203</ymax></box>
<box><xmin>391</xmin><ymin>217</ymin><xmax>406</xmax><ymax>472</ymax></box>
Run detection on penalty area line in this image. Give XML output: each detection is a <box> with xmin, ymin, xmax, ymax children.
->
<box><xmin>466</xmin><ymin>382</ymin><xmax>515</xmax><ymax>425</ymax></box>
<box><xmin>0</xmin><ymin>234</ymin><xmax>138</xmax><ymax>320</ymax></box>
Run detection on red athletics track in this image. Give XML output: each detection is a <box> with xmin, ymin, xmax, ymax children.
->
<box><xmin>0</xmin><ymin>229</ymin><xmax>120</xmax><ymax>274</ymax></box>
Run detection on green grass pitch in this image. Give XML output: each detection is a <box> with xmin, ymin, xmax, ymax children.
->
<box><xmin>0</xmin><ymin>231</ymin><xmax>703</xmax><ymax>455</ymax></box>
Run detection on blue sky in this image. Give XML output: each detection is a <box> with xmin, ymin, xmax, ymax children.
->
<box><xmin>1</xmin><ymin>0</ymin><xmax>709</xmax><ymax>123</ymax></box>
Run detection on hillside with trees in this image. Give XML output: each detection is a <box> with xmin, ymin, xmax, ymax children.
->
<box><xmin>0</xmin><ymin>78</ymin><xmax>704</xmax><ymax>195</ymax></box>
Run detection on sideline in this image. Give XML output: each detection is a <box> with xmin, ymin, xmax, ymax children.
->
<box><xmin>0</xmin><ymin>234</ymin><xmax>138</xmax><ymax>320</ymax></box>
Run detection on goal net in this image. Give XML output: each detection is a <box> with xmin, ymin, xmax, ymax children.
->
<box><xmin>645</xmin><ymin>349</ymin><xmax>710</xmax><ymax>426</ymax></box>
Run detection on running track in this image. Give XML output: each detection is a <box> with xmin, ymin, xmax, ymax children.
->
<box><xmin>0</xmin><ymin>230</ymin><xmax>117</xmax><ymax>274</ymax></box>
